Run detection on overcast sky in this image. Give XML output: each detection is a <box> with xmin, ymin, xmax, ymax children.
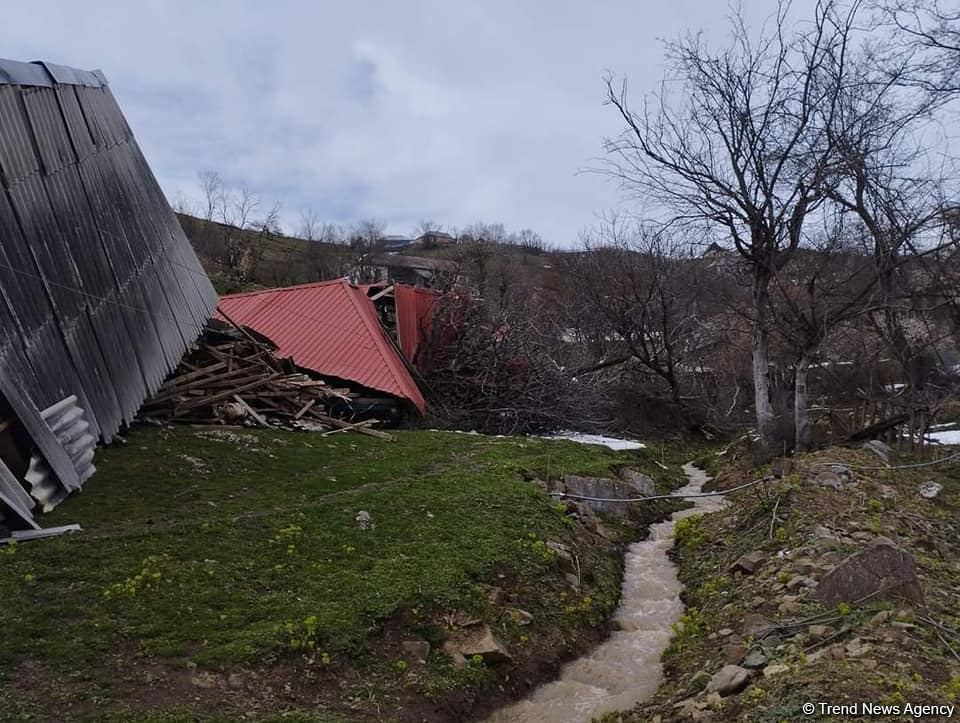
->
<box><xmin>0</xmin><ymin>1</ymin><xmax>819</xmax><ymax>246</ymax></box>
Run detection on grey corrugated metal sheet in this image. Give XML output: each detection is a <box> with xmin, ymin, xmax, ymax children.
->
<box><xmin>0</xmin><ymin>58</ymin><xmax>218</xmax><ymax>531</ymax></box>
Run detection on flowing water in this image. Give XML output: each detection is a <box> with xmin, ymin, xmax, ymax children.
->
<box><xmin>487</xmin><ymin>462</ymin><xmax>726</xmax><ymax>723</ymax></box>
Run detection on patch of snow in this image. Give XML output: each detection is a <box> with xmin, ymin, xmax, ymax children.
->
<box><xmin>927</xmin><ymin>430</ymin><xmax>960</xmax><ymax>445</ymax></box>
<box><xmin>544</xmin><ymin>431</ymin><xmax>646</xmax><ymax>450</ymax></box>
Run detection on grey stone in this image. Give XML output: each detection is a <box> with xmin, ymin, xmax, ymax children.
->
<box><xmin>764</xmin><ymin>663</ymin><xmax>790</xmax><ymax>677</ymax></box>
<box><xmin>742</xmin><ymin>648</ymin><xmax>769</xmax><ymax>669</ymax></box>
<box><xmin>441</xmin><ymin>641</ymin><xmax>468</xmax><ymax>669</ymax></box>
<box><xmin>355</xmin><ymin>510</ymin><xmax>373</xmax><ymax>530</ymax></box>
<box><xmin>813</xmin><ymin>469</ymin><xmax>844</xmax><ymax>490</ymax></box>
<box><xmin>918</xmin><ymin>481</ymin><xmax>943</xmax><ymax>499</ymax></box>
<box><xmin>562</xmin><ymin>474</ymin><xmax>650</xmax><ymax>518</ymax></box>
<box><xmin>730</xmin><ymin>551</ymin><xmax>768</xmax><ymax>575</ymax></box>
<box><xmin>446</xmin><ymin>625</ymin><xmax>512</xmax><ymax>664</ymax></box>
<box><xmin>617</xmin><ymin>468</ymin><xmax>657</xmax><ymax>496</ymax></box>
<box><xmin>705</xmin><ymin>665</ymin><xmax>751</xmax><ymax>696</ymax></box>
<box><xmin>227</xmin><ymin>673</ymin><xmax>244</xmax><ymax>690</ymax></box>
<box><xmin>401</xmin><ymin>640</ymin><xmax>431</xmax><ymax>663</ymax></box>
<box><xmin>813</xmin><ymin>542</ymin><xmax>924</xmax><ymax>608</ymax></box>
<box><xmin>808</xmin><ymin>624</ymin><xmax>835</xmax><ymax>641</ymax></box>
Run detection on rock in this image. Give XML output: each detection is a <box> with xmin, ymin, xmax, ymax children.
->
<box><xmin>862</xmin><ymin>658</ymin><xmax>878</xmax><ymax>670</ymax></box>
<box><xmin>227</xmin><ymin>673</ymin><xmax>243</xmax><ymax>690</ymax></box>
<box><xmin>446</xmin><ymin>625</ymin><xmax>512</xmax><ymax>664</ymax></box>
<box><xmin>441</xmin><ymin>641</ymin><xmax>468</xmax><ymax>669</ymax></box>
<box><xmin>617</xmin><ymin>468</ymin><xmax>657</xmax><ymax>496</ymax></box>
<box><xmin>870</xmin><ymin>610</ymin><xmax>893</xmax><ymax>627</ymax></box>
<box><xmin>813</xmin><ymin>469</ymin><xmax>844</xmax><ymax>490</ymax></box>
<box><xmin>717</xmin><ymin>628</ymin><xmax>734</xmax><ymax>638</ymax></box>
<box><xmin>355</xmin><ymin>510</ymin><xmax>373</xmax><ymax>530</ymax></box>
<box><xmin>863</xmin><ymin>439</ymin><xmax>891</xmax><ymax>462</ymax></box>
<box><xmin>845</xmin><ymin>637</ymin><xmax>873</xmax><ymax>658</ymax></box>
<box><xmin>562</xmin><ymin>474</ymin><xmax>646</xmax><ymax>518</ymax></box>
<box><xmin>486</xmin><ymin>586</ymin><xmax>504</xmax><ymax>605</ymax></box>
<box><xmin>751</xmin><ymin>596</ymin><xmax>765</xmax><ymax>609</ymax></box>
<box><xmin>808</xmin><ymin>624</ymin><xmax>836</xmax><ymax>641</ymax></box>
<box><xmin>918</xmin><ymin>481</ymin><xmax>943</xmax><ymax>499</ymax></box>
<box><xmin>763</xmin><ymin>664</ymin><xmax>790</xmax><ymax>677</ymax></box>
<box><xmin>813</xmin><ymin>542</ymin><xmax>924</xmax><ymax>608</ymax></box>
<box><xmin>401</xmin><ymin>640</ymin><xmax>431</xmax><ymax>663</ymax></box>
<box><xmin>851</xmin><ymin>531</ymin><xmax>874</xmax><ymax>543</ymax></box>
<box><xmin>742</xmin><ymin>648</ymin><xmax>768</xmax><ymax>669</ymax></box>
<box><xmin>564</xmin><ymin>572</ymin><xmax>581</xmax><ymax>590</ymax></box>
<box><xmin>546</xmin><ymin>541</ymin><xmax>576</xmax><ymax>573</ymax></box>
<box><xmin>786</xmin><ymin>575</ymin><xmax>814</xmax><ymax>591</ymax></box>
<box><xmin>705</xmin><ymin>665</ymin><xmax>751</xmax><ymax>696</ymax></box>
<box><xmin>742</xmin><ymin>614</ymin><xmax>772</xmax><ymax>638</ymax></box>
<box><xmin>191</xmin><ymin>671</ymin><xmax>218</xmax><ymax>689</ymax></box>
<box><xmin>792</xmin><ymin>558</ymin><xmax>824</xmax><ymax>577</ymax></box>
<box><xmin>730</xmin><ymin>551</ymin><xmax>767</xmax><ymax>575</ymax></box>
<box><xmin>723</xmin><ymin>643</ymin><xmax>748</xmax><ymax>664</ymax></box>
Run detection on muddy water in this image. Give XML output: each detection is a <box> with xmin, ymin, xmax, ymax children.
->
<box><xmin>487</xmin><ymin>463</ymin><xmax>725</xmax><ymax>723</ymax></box>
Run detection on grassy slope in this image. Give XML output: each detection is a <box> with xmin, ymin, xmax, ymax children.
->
<box><xmin>607</xmin><ymin>444</ymin><xmax>960</xmax><ymax>722</ymax></box>
<box><xmin>0</xmin><ymin>427</ymin><xmax>692</xmax><ymax>721</ymax></box>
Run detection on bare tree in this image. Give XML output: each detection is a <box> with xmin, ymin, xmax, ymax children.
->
<box><xmin>600</xmin><ymin>2</ymin><xmax>857</xmax><ymax>447</ymax></box>
<box><xmin>198</xmin><ymin>169</ymin><xmax>223</xmax><ymax>222</ymax></box>
<box><xmin>876</xmin><ymin>0</ymin><xmax>960</xmax><ymax>92</ymax></box>
<box><xmin>350</xmin><ymin>218</ymin><xmax>386</xmax><ymax>251</ymax></box>
<box><xmin>298</xmin><ymin>206</ymin><xmax>322</xmax><ymax>241</ymax></box>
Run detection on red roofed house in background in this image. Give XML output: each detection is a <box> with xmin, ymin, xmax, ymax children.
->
<box><xmin>217</xmin><ymin>280</ymin><xmax>426</xmax><ymax>413</ymax></box>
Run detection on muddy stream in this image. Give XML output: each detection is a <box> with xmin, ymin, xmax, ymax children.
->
<box><xmin>487</xmin><ymin>463</ymin><xmax>726</xmax><ymax>723</ymax></box>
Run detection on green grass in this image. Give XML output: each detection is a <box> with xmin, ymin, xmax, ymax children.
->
<box><xmin>0</xmin><ymin>426</ymin><xmax>694</xmax><ymax>720</ymax></box>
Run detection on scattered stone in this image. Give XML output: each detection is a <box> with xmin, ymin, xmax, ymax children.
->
<box><xmin>763</xmin><ymin>664</ymin><xmax>790</xmax><ymax>677</ymax></box>
<box><xmin>870</xmin><ymin>610</ymin><xmax>893</xmax><ymax>627</ymax></box>
<box><xmin>813</xmin><ymin>542</ymin><xmax>924</xmax><ymax>608</ymax></box>
<box><xmin>441</xmin><ymin>641</ymin><xmax>468</xmax><ymax>669</ymax></box>
<box><xmin>723</xmin><ymin>643</ymin><xmax>748</xmax><ymax>664</ymax></box>
<box><xmin>718</xmin><ymin>628</ymin><xmax>734</xmax><ymax>638</ymax></box>
<box><xmin>862</xmin><ymin>659</ymin><xmax>878</xmax><ymax>670</ymax></box>
<box><xmin>742</xmin><ymin>648</ymin><xmax>768</xmax><ymax>669</ymax></box>
<box><xmin>742</xmin><ymin>614</ymin><xmax>772</xmax><ymax>638</ymax></box>
<box><xmin>751</xmin><ymin>596</ymin><xmax>765</xmax><ymax>609</ymax></box>
<box><xmin>446</xmin><ymin>625</ymin><xmax>512</xmax><ymax>664</ymax></box>
<box><xmin>191</xmin><ymin>671</ymin><xmax>218</xmax><ymax>689</ymax></box>
<box><xmin>845</xmin><ymin>637</ymin><xmax>873</xmax><ymax>658</ymax></box>
<box><xmin>863</xmin><ymin>439</ymin><xmax>891</xmax><ymax>462</ymax></box>
<box><xmin>401</xmin><ymin>640</ymin><xmax>430</xmax><ymax>663</ymax></box>
<box><xmin>705</xmin><ymin>665</ymin><xmax>751</xmax><ymax>696</ymax></box>
<box><xmin>852</xmin><ymin>531</ymin><xmax>874</xmax><ymax>543</ymax></box>
<box><xmin>808</xmin><ymin>624</ymin><xmax>836</xmax><ymax>641</ymax></box>
<box><xmin>562</xmin><ymin>474</ymin><xmax>649</xmax><ymax>518</ymax></box>
<box><xmin>730</xmin><ymin>551</ymin><xmax>768</xmax><ymax>575</ymax></box>
<box><xmin>792</xmin><ymin>558</ymin><xmax>824</xmax><ymax>577</ymax></box>
<box><xmin>487</xmin><ymin>586</ymin><xmax>503</xmax><ymax>605</ymax></box>
<box><xmin>786</xmin><ymin>575</ymin><xmax>814</xmax><ymax>591</ymax></box>
<box><xmin>355</xmin><ymin>511</ymin><xmax>373</xmax><ymax>530</ymax></box>
<box><xmin>546</xmin><ymin>541</ymin><xmax>577</xmax><ymax>573</ymax></box>
<box><xmin>227</xmin><ymin>673</ymin><xmax>243</xmax><ymax>690</ymax></box>
<box><xmin>564</xmin><ymin>572</ymin><xmax>581</xmax><ymax>590</ymax></box>
<box><xmin>813</xmin><ymin>469</ymin><xmax>844</xmax><ymax>490</ymax></box>
<box><xmin>918</xmin><ymin>481</ymin><xmax>943</xmax><ymax>499</ymax></box>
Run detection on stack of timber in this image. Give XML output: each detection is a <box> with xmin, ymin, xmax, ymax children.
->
<box><xmin>139</xmin><ymin>333</ymin><xmax>394</xmax><ymax>441</ymax></box>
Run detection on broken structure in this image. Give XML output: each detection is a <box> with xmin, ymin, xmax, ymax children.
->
<box><xmin>0</xmin><ymin>59</ymin><xmax>217</xmax><ymax>531</ymax></box>
<box><xmin>217</xmin><ymin>280</ymin><xmax>430</xmax><ymax>414</ymax></box>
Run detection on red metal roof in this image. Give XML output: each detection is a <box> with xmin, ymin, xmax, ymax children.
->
<box><xmin>218</xmin><ymin>280</ymin><xmax>426</xmax><ymax>412</ymax></box>
<box><xmin>394</xmin><ymin>285</ymin><xmax>440</xmax><ymax>364</ymax></box>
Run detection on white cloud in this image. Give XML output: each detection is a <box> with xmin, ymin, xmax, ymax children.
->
<box><xmin>0</xmin><ymin>0</ymin><xmax>821</xmax><ymax>245</ymax></box>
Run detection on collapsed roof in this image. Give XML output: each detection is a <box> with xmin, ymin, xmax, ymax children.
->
<box><xmin>0</xmin><ymin>59</ymin><xmax>217</xmax><ymax>530</ymax></box>
<box><xmin>217</xmin><ymin>280</ymin><xmax>427</xmax><ymax>412</ymax></box>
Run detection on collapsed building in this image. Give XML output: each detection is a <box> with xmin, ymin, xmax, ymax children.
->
<box><xmin>0</xmin><ymin>59</ymin><xmax>217</xmax><ymax>532</ymax></box>
<box><xmin>217</xmin><ymin>280</ymin><xmax>438</xmax><ymax>417</ymax></box>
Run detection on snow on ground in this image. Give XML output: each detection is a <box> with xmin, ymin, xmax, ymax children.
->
<box><xmin>544</xmin><ymin>431</ymin><xmax>646</xmax><ymax>450</ymax></box>
<box><xmin>927</xmin><ymin>429</ymin><xmax>960</xmax><ymax>445</ymax></box>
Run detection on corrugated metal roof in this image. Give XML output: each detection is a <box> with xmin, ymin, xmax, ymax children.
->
<box><xmin>218</xmin><ymin>280</ymin><xmax>426</xmax><ymax>412</ymax></box>
<box><xmin>395</xmin><ymin>285</ymin><xmax>439</xmax><ymax>365</ymax></box>
<box><xmin>0</xmin><ymin>58</ymin><xmax>217</xmax><ymax>529</ymax></box>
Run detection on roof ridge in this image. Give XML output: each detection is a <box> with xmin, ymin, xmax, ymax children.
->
<box><xmin>220</xmin><ymin>278</ymin><xmax>353</xmax><ymax>300</ymax></box>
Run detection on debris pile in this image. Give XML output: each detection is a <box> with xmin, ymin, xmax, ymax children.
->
<box><xmin>140</xmin><ymin>331</ymin><xmax>393</xmax><ymax>440</ymax></box>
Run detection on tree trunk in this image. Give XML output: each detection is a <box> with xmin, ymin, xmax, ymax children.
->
<box><xmin>752</xmin><ymin>280</ymin><xmax>777</xmax><ymax>447</ymax></box>
<box><xmin>795</xmin><ymin>350</ymin><xmax>812</xmax><ymax>452</ymax></box>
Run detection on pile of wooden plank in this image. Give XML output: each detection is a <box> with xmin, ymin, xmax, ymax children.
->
<box><xmin>139</xmin><ymin>335</ymin><xmax>393</xmax><ymax>440</ymax></box>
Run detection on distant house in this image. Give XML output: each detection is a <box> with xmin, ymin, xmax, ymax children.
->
<box><xmin>355</xmin><ymin>253</ymin><xmax>462</xmax><ymax>290</ymax></box>
<box><xmin>375</xmin><ymin>235</ymin><xmax>413</xmax><ymax>252</ymax></box>
<box><xmin>414</xmin><ymin>231</ymin><xmax>456</xmax><ymax>249</ymax></box>
<box><xmin>0</xmin><ymin>58</ymin><xmax>217</xmax><ymax>531</ymax></box>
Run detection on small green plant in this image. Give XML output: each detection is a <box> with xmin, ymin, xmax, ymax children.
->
<box><xmin>941</xmin><ymin>673</ymin><xmax>960</xmax><ymax>702</ymax></box>
<box><xmin>103</xmin><ymin>555</ymin><xmax>172</xmax><ymax>598</ymax></box>
<box><xmin>394</xmin><ymin>659</ymin><xmax>409</xmax><ymax>672</ymax></box>
<box><xmin>674</xmin><ymin>517</ymin><xmax>706</xmax><ymax>550</ymax></box>
<box><xmin>837</xmin><ymin>601</ymin><xmax>852</xmax><ymax>616</ymax></box>
<box><xmin>0</xmin><ymin>541</ymin><xmax>16</xmax><ymax>557</ymax></box>
<box><xmin>276</xmin><ymin>614</ymin><xmax>321</xmax><ymax>652</ymax></box>
<box><xmin>867</xmin><ymin>498</ymin><xmax>884</xmax><ymax>513</ymax></box>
